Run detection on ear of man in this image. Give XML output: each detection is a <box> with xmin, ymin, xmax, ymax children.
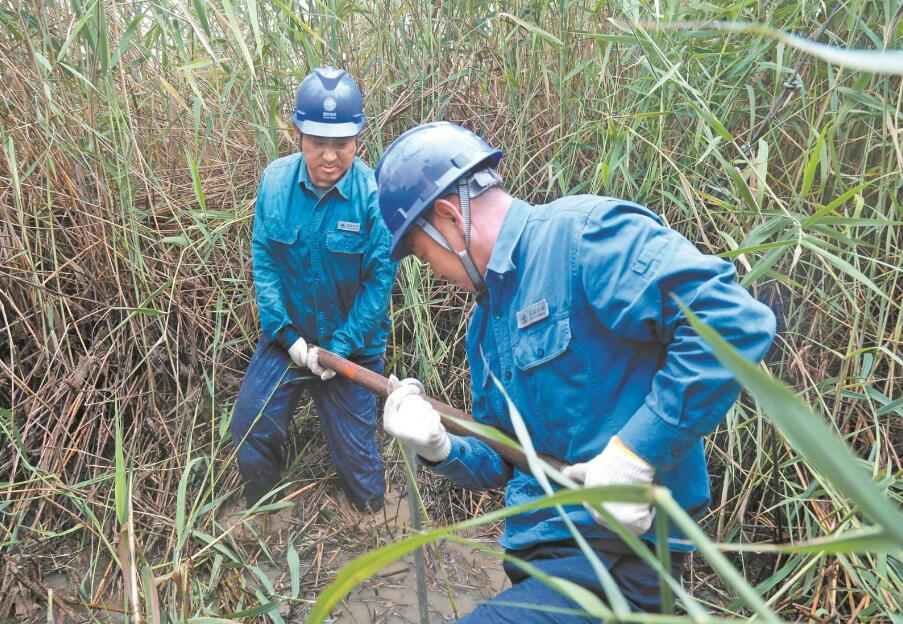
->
<box><xmin>429</xmin><ymin>196</ymin><xmax>468</xmax><ymax>245</ymax></box>
<box><xmin>432</xmin><ymin>196</ymin><xmax>461</xmax><ymax>223</ymax></box>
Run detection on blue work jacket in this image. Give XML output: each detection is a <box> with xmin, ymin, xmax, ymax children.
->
<box><xmin>251</xmin><ymin>153</ymin><xmax>396</xmax><ymax>357</ymax></box>
<box><xmin>430</xmin><ymin>196</ymin><xmax>776</xmax><ymax>552</ymax></box>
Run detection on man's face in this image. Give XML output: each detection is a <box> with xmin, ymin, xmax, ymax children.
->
<box><xmin>406</xmin><ymin>226</ymin><xmax>474</xmax><ymax>293</ymax></box>
<box><xmin>300</xmin><ymin>134</ymin><xmax>357</xmax><ymax>188</ymax></box>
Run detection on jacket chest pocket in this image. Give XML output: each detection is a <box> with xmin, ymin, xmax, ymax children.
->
<box><xmin>263</xmin><ymin>218</ymin><xmax>301</xmax><ymax>244</ymax></box>
<box><xmin>514</xmin><ymin>317</ymin><xmax>571</xmax><ymax>370</ymax></box>
<box><xmin>325</xmin><ymin>231</ymin><xmax>365</xmax><ymax>285</ymax></box>
<box><xmin>512</xmin><ymin>316</ymin><xmax>573</xmax><ymax>444</ymax></box>
<box><xmin>262</xmin><ymin>218</ymin><xmax>303</xmax><ymax>267</ymax></box>
<box><xmin>326</xmin><ymin>230</ymin><xmax>366</xmax><ymax>254</ymax></box>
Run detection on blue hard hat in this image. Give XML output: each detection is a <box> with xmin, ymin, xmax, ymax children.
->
<box><xmin>375</xmin><ymin>122</ymin><xmax>503</xmax><ymax>261</ymax></box>
<box><xmin>293</xmin><ymin>67</ymin><xmax>365</xmax><ymax>137</ymax></box>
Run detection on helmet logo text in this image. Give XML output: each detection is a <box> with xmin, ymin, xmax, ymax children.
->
<box><xmin>322</xmin><ymin>97</ymin><xmax>337</xmax><ymax>119</ymax></box>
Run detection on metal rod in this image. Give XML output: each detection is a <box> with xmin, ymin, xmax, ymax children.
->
<box><xmin>404</xmin><ymin>447</ymin><xmax>431</xmax><ymax>624</ymax></box>
<box><xmin>316</xmin><ymin>349</ymin><xmax>566</xmax><ymax>473</ymax></box>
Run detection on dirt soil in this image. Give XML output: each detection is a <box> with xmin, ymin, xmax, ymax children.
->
<box><xmin>288</xmin><ymin>485</ymin><xmax>511</xmax><ymax>623</ymax></box>
<box><xmin>326</xmin><ymin>501</ymin><xmax>509</xmax><ymax>622</ymax></box>
<box><xmin>17</xmin><ymin>482</ymin><xmax>508</xmax><ymax>623</ymax></box>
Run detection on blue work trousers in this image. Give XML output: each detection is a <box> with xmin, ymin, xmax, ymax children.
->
<box><xmin>231</xmin><ymin>337</ymin><xmax>385</xmax><ymax>509</ymax></box>
<box><xmin>459</xmin><ymin>541</ymin><xmax>684</xmax><ymax>622</ymax></box>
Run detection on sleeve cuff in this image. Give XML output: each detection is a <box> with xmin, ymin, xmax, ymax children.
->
<box><xmin>421</xmin><ymin>434</ymin><xmax>465</xmax><ymax>467</ymax></box>
<box><xmin>322</xmin><ymin>335</ymin><xmax>353</xmax><ymax>359</ymax></box>
<box><xmin>419</xmin><ymin>435</ymin><xmax>513</xmax><ymax>491</ymax></box>
<box><xmin>275</xmin><ymin>326</ymin><xmax>302</xmax><ymax>351</ymax></box>
<box><xmin>617</xmin><ymin>404</ymin><xmax>700</xmax><ymax>470</ymax></box>
<box><xmin>420</xmin><ymin>435</ymin><xmax>479</xmax><ymax>481</ymax></box>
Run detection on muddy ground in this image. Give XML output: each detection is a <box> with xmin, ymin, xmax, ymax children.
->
<box><xmin>13</xmin><ymin>476</ymin><xmax>510</xmax><ymax>624</ymax></box>
<box><xmin>259</xmin><ymin>483</ymin><xmax>510</xmax><ymax>623</ymax></box>
<box><xmin>316</xmin><ymin>488</ymin><xmax>510</xmax><ymax>623</ymax></box>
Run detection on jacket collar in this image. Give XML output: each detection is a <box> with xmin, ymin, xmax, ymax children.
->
<box><xmin>486</xmin><ymin>198</ymin><xmax>530</xmax><ymax>276</ymax></box>
<box><xmin>298</xmin><ymin>155</ymin><xmax>353</xmax><ymax>200</ymax></box>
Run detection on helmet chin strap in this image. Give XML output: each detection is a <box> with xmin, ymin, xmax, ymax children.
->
<box><xmin>416</xmin><ymin>177</ymin><xmax>489</xmax><ymax>303</ymax></box>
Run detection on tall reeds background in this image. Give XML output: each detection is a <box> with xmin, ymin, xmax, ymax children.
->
<box><xmin>1</xmin><ymin>0</ymin><xmax>901</xmax><ymax>621</ymax></box>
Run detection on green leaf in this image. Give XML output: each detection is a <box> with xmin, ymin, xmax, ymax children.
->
<box><xmin>111</xmin><ymin>11</ymin><xmax>145</xmax><ymax>66</ymax></box>
<box><xmin>452</xmin><ymin>535</ymin><xmax>610</xmax><ymax>617</ymax></box>
<box><xmin>801</xmin><ymin>182</ymin><xmax>870</xmax><ymax>228</ymax></box>
<box><xmin>638</xmin><ymin>21</ymin><xmax>903</xmax><ymax>75</ymax></box>
<box><xmin>801</xmin><ymin>123</ymin><xmax>832</xmax><ymax>197</ymax></box>
<box><xmin>127</xmin><ymin>307</ymin><xmax>166</xmax><ymax>316</ymax></box>
<box><xmin>800</xmin><ymin>238</ymin><xmax>893</xmax><ymax>303</ymax></box>
<box><xmin>720</xmin><ymin>527</ymin><xmax>897</xmax><ymax>554</ymax></box>
<box><xmin>654</xmin><ymin>490</ymin><xmax>781</xmax><ymax>622</ymax></box>
<box><xmin>185</xmin><ymin>149</ymin><xmax>206</xmax><ymax>213</ymax></box>
<box><xmin>490</xmin><ymin>372</ymin><xmax>631</xmax><ymax>616</ymax></box>
<box><xmin>175</xmin><ymin>456</ymin><xmax>203</xmax><ymax>554</ymax></box>
<box><xmin>56</xmin><ymin>0</ymin><xmax>100</xmax><ymax>63</ymax></box>
<box><xmin>180</xmin><ymin>2</ymin><xmax>218</xmax><ymax>62</ymax></box>
<box><xmin>248</xmin><ymin>0</ymin><xmax>262</xmax><ymax>60</ymax></box>
<box><xmin>189</xmin><ymin>0</ymin><xmax>210</xmax><ymax>35</ymax></box>
<box><xmin>114</xmin><ymin>411</ymin><xmax>127</xmax><ymax>525</ymax></box>
<box><xmin>498</xmin><ymin>12</ymin><xmax>564</xmax><ymax>47</ymax></box>
<box><xmin>221</xmin><ymin>0</ymin><xmax>256</xmax><ymax>78</ymax></box>
<box><xmin>226</xmin><ymin>601</ymin><xmax>281</xmax><ymax>618</ymax></box>
<box><xmin>288</xmin><ymin>542</ymin><xmax>301</xmax><ymax>599</ymax></box>
<box><xmin>713</xmin><ymin>149</ymin><xmax>758</xmax><ymax>212</ymax></box>
<box><xmin>740</xmin><ymin>243</ymin><xmax>792</xmax><ymax>286</ymax></box>
<box><xmin>162</xmin><ymin>235</ymin><xmax>190</xmax><ymax>246</ymax></box>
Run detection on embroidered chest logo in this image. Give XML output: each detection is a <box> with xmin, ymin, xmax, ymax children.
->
<box><xmin>322</xmin><ymin>97</ymin><xmax>337</xmax><ymax>120</ymax></box>
<box><xmin>516</xmin><ymin>299</ymin><xmax>549</xmax><ymax>329</ymax></box>
<box><xmin>337</xmin><ymin>221</ymin><xmax>360</xmax><ymax>233</ymax></box>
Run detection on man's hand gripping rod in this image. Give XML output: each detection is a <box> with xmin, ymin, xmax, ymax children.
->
<box><xmin>315</xmin><ymin>349</ymin><xmax>566</xmax><ymax>473</ymax></box>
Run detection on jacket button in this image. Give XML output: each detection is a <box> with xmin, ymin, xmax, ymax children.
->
<box><xmin>504</xmin><ymin>371</ymin><xmax>512</xmax><ymax>380</ymax></box>
<box><xmin>538</xmin><ymin>348</ymin><xmax>545</xmax><ymax>357</ymax></box>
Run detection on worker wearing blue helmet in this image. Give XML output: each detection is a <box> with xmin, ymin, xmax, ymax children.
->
<box><xmin>375</xmin><ymin>122</ymin><xmax>776</xmax><ymax>618</ymax></box>
<box><xmin>230</xmin><ymin>67</ymin><xmax>396</xmax><ymax>513</ymax></box>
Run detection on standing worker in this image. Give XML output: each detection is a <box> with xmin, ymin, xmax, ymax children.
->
<box><xmin>231</xmin><ymin>67</ymin><xmax>396</xmax><ymax>513</ymax></box>
<box><xmin>375</xmin><ymin>122</ymin><xmax>776</xmax><ymax>619</ymax></box>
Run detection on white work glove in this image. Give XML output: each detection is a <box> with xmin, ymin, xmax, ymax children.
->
<box><xmin>563</xmin><ymin>436</ymin><xmax>656</xmax><ymax>536</ymax></box>
<box><xmin>306</xmin><ymin>346</ymin><xmax>336</xmax><ymax>381</ymax></box>
<box><xmin>383</xmin><ymin>375</ymin><xmax>451</xmax><ymax>463</ymax></box>
<box><xmin>287</xmin><ymin>337</ymin><xmax>309</xmax><ymax>368</ymax></box>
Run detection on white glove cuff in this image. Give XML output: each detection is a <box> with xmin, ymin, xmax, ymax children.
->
<box><xmin>288</xmin><ymin>337</ymin><xmax>308</xmax><ymax>367</ymax></box>
<box><xmin>418</xmin><ymin>432</ymin><xmax>451</xmax><ymax>464</ymax></box>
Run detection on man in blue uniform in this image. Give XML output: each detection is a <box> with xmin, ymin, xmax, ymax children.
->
<box><xmin>374</xmin><ymin>122</ymin><xmax>776</xmax><ymax>618</ymax></box>
<box><xmin>230</xmin><ymin>67</ymin><xmax>396</xmax><ymax>512</ymax></box>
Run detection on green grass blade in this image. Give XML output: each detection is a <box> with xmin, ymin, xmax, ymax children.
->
<box><xmin>638</xmin><ymin>21</ymin><xmax>903</xmax><ymax>75</ymax></box>
<box><xmin>306</xmin><ymin>485</ymin><xmax>648</xmax><ymax>623</ymax></box>
<box><xmin>114</xmin><ymin>410</ymin><xmax>127</xmax><ymax>526</ymax></box>
<box><xmin>221</xmin><ymin>0</ymin><xmax>256</xmax><ymax>78</ymax></box>
<box><xmin>800</xmin><ymin>238</ymin><xmax>894</xmax><ymax>304</ymax></box>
